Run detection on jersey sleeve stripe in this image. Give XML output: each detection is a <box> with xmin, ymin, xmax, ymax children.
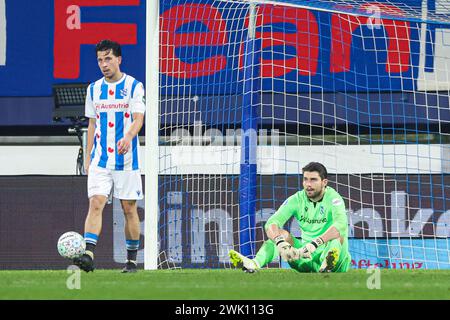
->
<box><xmin>115</xmin><ymin>112</ymin><xmax>125</xmax><ymax>170</ymax></box>
<box><xmin>131</xmin><ymin>79</ymin><xmax>139</xmax><ymax>98</ymax></box>
<box><xmin>98</xmin><ymin>113</ymin><xmax>109</xmax><ymax>168</ymax></box>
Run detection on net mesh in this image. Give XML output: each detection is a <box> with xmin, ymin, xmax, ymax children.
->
<box><xmin>155</xmin><ymin>0</ymin><xmax>450</xmax><ymax>269</ymax></box>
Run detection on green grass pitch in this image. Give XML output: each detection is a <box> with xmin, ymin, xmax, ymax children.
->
<box><xmin>0</xmin><ymin>269</ymin><xmax>449</xmax><ymax>300</ymax></box>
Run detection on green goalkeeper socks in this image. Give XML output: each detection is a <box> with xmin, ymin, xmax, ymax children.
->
<box><xmin>254</xmin><ymin>240</ymin><xmax>278</xmax><ymax>268</ymax></box>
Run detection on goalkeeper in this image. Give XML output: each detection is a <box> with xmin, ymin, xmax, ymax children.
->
<box><xmin>229</xmin><ymin>162</ymin><xmax>351</xmax><ymax>273</ymax></box>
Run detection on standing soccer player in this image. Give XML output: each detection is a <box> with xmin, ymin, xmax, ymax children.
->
<box><xmin>229</xmin><ymin>162</ymin><xmax>351</xmax><ymax>273</ymax></box>
<box><xmin>73</xmin><ymin>40</ymin><xmax>145</xmax><ymax>273</ymax></box>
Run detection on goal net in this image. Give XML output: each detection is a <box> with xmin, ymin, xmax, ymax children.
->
<box><xmin>145</xmin><ymin>0</ymin><xmax>450</xmax><ymax>270</ymax></box>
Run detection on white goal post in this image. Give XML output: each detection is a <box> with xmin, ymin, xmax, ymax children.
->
<box><xmin>145</xmin><ymin>0</ymin><xmax>160</xmax><ymax>270</ymax></box>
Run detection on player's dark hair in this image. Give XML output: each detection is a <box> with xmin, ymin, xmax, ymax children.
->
<box><xmin>95</xmin><ymin>39</ymin><xmax>122</xmax><ymax>57</ymax></box>
<box><xmin>302</xmin><ymin>162</ymin><xmax>328</xmax><ymax>180</ymax></box>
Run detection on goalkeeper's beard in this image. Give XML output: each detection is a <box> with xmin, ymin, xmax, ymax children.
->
<box><xmin>306</xmin><ymin>188</ymin><xmax>324</xmax><ymax>201</ymax></box>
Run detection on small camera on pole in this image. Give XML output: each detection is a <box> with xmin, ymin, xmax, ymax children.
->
<box><xmin>52</xmin><ymin>83</ymin><xmax>89</xmax><ymax>175</ymax></box>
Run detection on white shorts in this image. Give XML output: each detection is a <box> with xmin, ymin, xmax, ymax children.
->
<box><xmin>87</xmin><ymin>165</ymin><xmax>144</xmax><ymax>200</ymax></box>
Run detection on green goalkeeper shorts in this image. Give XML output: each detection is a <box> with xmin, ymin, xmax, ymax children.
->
<box><xmin>287</xmin><ymin>237</ymin><xmax>351</xmax><ymax>273</ymax></box>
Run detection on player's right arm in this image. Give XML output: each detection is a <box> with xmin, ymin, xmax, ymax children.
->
<box><xmin>265</xmin><ymin>194</ymin><xmax>298</xmax><ymax>240</ymax></box>
<box><xmin>85</xmin><ymin>83</ymin><xmax>96</xmax><ymax>175</ymax></box>
<box><xmin>85</xmin><ymin>118</ymin><xmax>96</xmax><ymax>174</ymax></box>
<box><xmin>264</xmin><ymin>194</ymin><xmax>300</xmax><ymax>261</ymax></box>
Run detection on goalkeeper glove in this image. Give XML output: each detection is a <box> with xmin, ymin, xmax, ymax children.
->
<box><xmin>274</xmin><ymin>235</ymin><xmax>298</xmax><ymax>262</ymax></box>
<box><xmin>300</xmin><ymin>237</ymin><xmax>325</xmax><ymax>259</ymax></box>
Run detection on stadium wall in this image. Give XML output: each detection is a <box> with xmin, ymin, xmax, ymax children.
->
<box><xmin>0</xmin><ymin>144</ymin><xmax>448</xmax><ymax>175</ymax></box>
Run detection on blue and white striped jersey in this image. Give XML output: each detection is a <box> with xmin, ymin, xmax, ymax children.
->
<box><xmin>85</xmin><ymin>73</ymin><xmax>145</xmax><ymax>171</ymax></box>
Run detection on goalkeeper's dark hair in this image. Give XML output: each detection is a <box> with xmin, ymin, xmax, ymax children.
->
<box><xmin>95</xmin><ymin>39</ymin><xmax>122</xmax><ymax>57</ymax></box>
<box><xmin>302</xmin><ymin>162</ymin><xmax>328</xmax><ymax>180</ymax></box>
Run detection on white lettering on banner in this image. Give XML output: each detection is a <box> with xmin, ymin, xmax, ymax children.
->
<box><xmin>0</xmin><ymin>0</ymin><xmax>6</xmax><ymax>66</ymax></box>
<box><xmin>348</xmin><ymin>208</ymin><xmax>384</xmax><ymax>237</ymax></box>
<box><xmin>256</xmin><ymin>208</ymin><xmax>275</xmax><ymax>232</ymax></box>
<box><xmin>436</xmin><ymin>210</ymin><xmax>450</xmax><ymax>237</ymax></box>
<box><xmin>167</xmin><ymin>192</ymin><xmax>183</xmax><ymax>263</ymax></box>
<box><xmin>391</xmin><ymin>191</ymin><xmax>435</xmax><ymax>237</ymax></box>
<box><xmin>191</xmin><ymin>208</ymin><xmax>233</xmax><ymax>263</ymax></box>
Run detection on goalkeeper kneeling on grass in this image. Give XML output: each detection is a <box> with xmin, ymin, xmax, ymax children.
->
<box><xmin>229</xmin><ymin>162</ymin><xmax>351</xmax><ymax>273</ymax></box>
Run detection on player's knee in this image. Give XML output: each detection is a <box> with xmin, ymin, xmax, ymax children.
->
<box><xmin>89</xmin><ymin>196</ymin><xmax>107</xmax><ymax>213</ymax></box>
<box><xmin>121</xmin><ymin>200</ymin><xmax>137</xmax><ymax>216</ymax></box>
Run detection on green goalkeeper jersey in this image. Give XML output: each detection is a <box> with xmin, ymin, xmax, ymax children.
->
<box><xmin>266</xmin><ymin>186</ymin><xmax>348</xmax><ymax>244</ymax></box>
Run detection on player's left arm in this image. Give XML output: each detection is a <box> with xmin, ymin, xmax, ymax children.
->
<box><xmin>319</xmin><ymin>197</ymin><xmax>347</xmax><ymax>244</ymax></box>
<box><xmin>117</xmin><ymin>82</ymin><xmax>146</xmax><ymax>155</ymax></box>
<box><xmin>318</xmin><ymin>225</ymin><xmax>341</xmax><ymax>243</ymax></box>
<box><xmin>300</xmin><ymin>196</ymin><xmax>347</xmax><ymax>258</ymax></box>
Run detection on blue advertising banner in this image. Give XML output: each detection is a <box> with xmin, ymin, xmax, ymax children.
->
<box><xmin>0</xmin><ymin>0</ymin><xmax>445</xmax><ymax>96</ymax></box>
<box><xmin>0</xmin><ymin>0</ymin><xmax>449</xmax><ymax>126</ymax></box>
<box><xmin>348</xmin><ymin>238</ymin><xmax>450</xmax><ymax>269</ymax></box>
<box><xmin>159</xmin><ymin>0</ymin><xmax>423</xmax><ymax>95</ymax></box>
<box><xmin>280</xmin><ymin>239</ymin><xmax>450</xmax><ymax>269</ymax></box>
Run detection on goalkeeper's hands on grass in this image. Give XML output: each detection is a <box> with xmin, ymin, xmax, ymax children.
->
<box><xmin>299</xmin><ymin>237</ymin><xmax>325</xmax><ymax>259</ymax></box>
<box><xmin>274</xmin><ymin>236</ymin><xmax>299</xmax><ymax>262</ymax></box>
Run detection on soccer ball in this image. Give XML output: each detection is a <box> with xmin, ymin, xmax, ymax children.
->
<box><xmin>57</xmin><ymin>231</ymin><xmax>86</xmax><ymax>259</ymax></box>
